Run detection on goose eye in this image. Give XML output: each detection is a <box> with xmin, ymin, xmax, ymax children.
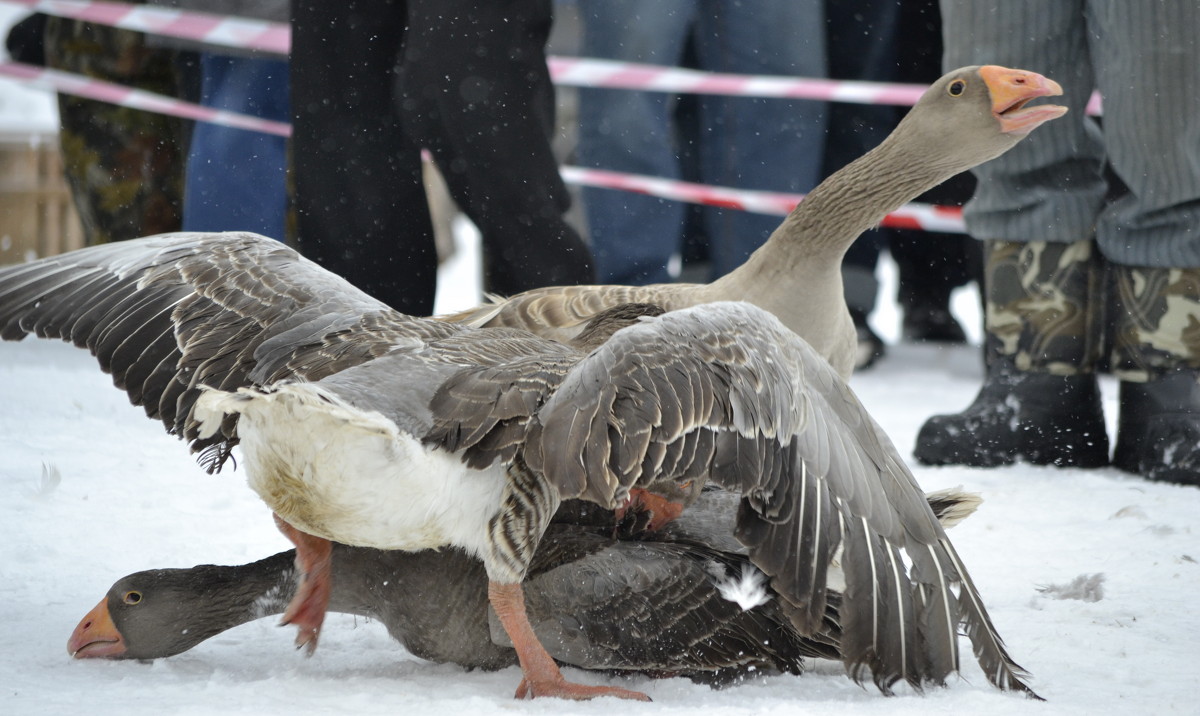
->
<box><xmin>123</xmin><ymin>591</ymin><xmax>143</xmax><ymax>605</ymax></box>
<box><xmin>947</xmin><ymin>79</ymin><xmax>967</xmax><ymax>97</ymax></box>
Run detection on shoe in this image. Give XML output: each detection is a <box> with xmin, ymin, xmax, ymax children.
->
<box><xmin>1112</xmin><ymin>374</ymin><xmax>1200</xmax><ymax>486</ymax></box>
<box><xmin>851</xmin><ymin>310</ymin><xmax>885</xmax><ymax>370</ymax></box>
<box><xmin>902</xmin><ymin>305</ymin><xmax>967</xmax><ymax>343</ymax></box>
<box><xmin>914</xmin><ymin>358</ymin><xmax>1110</xmax><ymax>467</ymax></box>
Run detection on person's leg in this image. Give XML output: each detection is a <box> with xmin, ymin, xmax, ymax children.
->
<box><xmin>43</xmin><ymin>19</ymin><xmax>186</xmax><ymax>244</ymax></box>
<box><xmin>824</xmin><ymin>0</ymin><xmax>899</xmax><ymax>365</ymax></box>
<box><xmin>183</xmin><ymin>53</ymin><xmax>289</xmax><ymax>239</ymax></box>
<box><xmin>916</xmin><ymin>239</ymin><xmax>1110</xmax><ymax>466</ymax></box>
<box><xmin>399</xmin><ymin>0</ymin><xmax>594</xmax><ymax>296</ymax></box>
<box><xmin>917</xmin><ymin>1</ymin><xmax>1110</xmax><ymax>466</ymax></box>
<box><xmin>693</xmin><ymin>0</ymin><xmax>827</xmax><ymax>278</ymax></box>
<box><xmin>291</xmin><ymin>0</ymin><xmax>438</xmax><ymax>315</ymax></box>
<box><xmin>1089</xmin><ymin>1</ymin><xmax>1200</xmax><ymax>485</ymax></box>
<box><xmin>1109</xmin><ymin>265</ymin><xmax>1200</xmax><ymax>485</ymax></box>
<box><xmin>575</xmin><ymin>0</ymin><xmax>696</xmax><ymax>285</ymax></box>
<box><xmin>1088</xmin><ymin>0</ymin><xmax>1200</xmax><ymax>268</ymax></box>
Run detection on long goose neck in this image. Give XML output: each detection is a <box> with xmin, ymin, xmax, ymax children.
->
<box><xmin>167</xmin><ymin>552</ymin><xmax>302</xmax><ymax>643</ymax></box>
<box><xmin>722</xmin><ymin>127</ymin><xmax>951</xmax><ymax>284</ymax></box>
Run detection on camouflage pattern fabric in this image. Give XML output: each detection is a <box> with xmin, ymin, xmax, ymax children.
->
<box><xmin>1111</xmin><ymin>265</ymin><xmax>1200</xmax><ymax>381</ymax></box>
<box><xmin>984</xmin><ymin>239</ymin><xmax>1105</xmax><ymax>375</ymax></box>
<box><xmin>43</xmin><ymin>17</ymin><xmax>186</xmax><ymax>245</ymax></box>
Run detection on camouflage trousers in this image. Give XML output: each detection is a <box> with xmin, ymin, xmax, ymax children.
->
<box><xmin>984</xmin><ymin>239</ymin><xmax>1200</xmax><ymax>381</ymax></box>
<box><xmin>44</xmin><ymin>18</ymin><xmax>187</xmax><ymax>245</ymax></box>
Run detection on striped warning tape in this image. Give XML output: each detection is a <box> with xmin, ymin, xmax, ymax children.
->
<box><xmin>560</xmin><ymin>166</ymin><xmax>966</xmax><ymax>231</ymax></box>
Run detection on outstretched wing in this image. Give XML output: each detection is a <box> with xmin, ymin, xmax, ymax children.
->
<box><xmin>527</xmin><ymin>301</ymin><xmax>1038</xmax><ymax>697</ymax></box>
<box><xmin>0</xmin><ymin>232</ymin><xmax>456</xmax><ymax>467</ymax></box>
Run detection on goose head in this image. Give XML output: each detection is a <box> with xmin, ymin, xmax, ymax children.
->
<box><xmin>68</xmin><ymin>558</ymin><xmax>293</xmax><ymax>660</ymax></box>
<box><xmin>890</xmin><ymin>64</ymin><xmax>1067</xmax><ymax>173</ymax></box>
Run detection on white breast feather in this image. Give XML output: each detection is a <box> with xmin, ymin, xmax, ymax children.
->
<box><xmin>194</xmin><ymin>384</ymin><xmax>505</xmax><ymax>558</ymax></box>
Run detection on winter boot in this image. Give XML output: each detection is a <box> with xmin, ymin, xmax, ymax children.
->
<box><xmin>892</xmin><ymin>228</ymin><xmax>980</xmax><ymax>344</ymax></box>
<box><xmin>1110</xmin><ymin>265</ymin><xmax>1200</xmax><ymax>486</ymax></box>
<box><xmin>915</xmin><ymin>239</ymin><xmax>1110</xmax><ymax>467</ymax></box>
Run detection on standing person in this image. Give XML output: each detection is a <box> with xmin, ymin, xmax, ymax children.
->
<box><xmin>574</xmin><ymin>1</ymin><xmax>827</xmax><ymax>285</ymax></box>
<box><xmin>291</xmin><ymin>0</ymin><xmax>594</xmax><ymax>317</ymax></box>
<box><xmin>146</xmin><ymin>0</ymin><xmax>290</xmax><ymax>240</ymax></box>
<box><xmin>916</xmin><ymin>1</ymin><xmax>1200</xmax><ymax>485</ymax></box>
<box><xmin>823</xmin><ymin>0</ymin><xmax>900</xmax><ymax>368</ymax></box>
<box><xmin>42</xmin><ymin>14</ymin><xmax>187</xmax><ymax>244</ymax></box>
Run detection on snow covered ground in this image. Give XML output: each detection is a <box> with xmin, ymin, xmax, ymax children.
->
<box><xmin>1</xmin><ymin>232</ymin><xmax>1198</xmax><ymax>716</ymax></box>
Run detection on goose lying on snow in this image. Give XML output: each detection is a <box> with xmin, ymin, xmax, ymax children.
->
<box><xmin>69</xmin><ymin>489</ymin><xmax>981</xmax><ymax>684</ymax></box>
<box><xmin>0</xmin><ymin>233</ymin><xmax>1038</xmax><ymax>700</ymax></box>
<box><xmin>445</xmin><ymin>65</ymin><xmax>1067</xmax><ymax>379</ymax></box>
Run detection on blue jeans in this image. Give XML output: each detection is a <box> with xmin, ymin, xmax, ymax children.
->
<box><xmin>576</xmin><ymin>0</ymin><xmax>827</xmax><ymax>284</ymax></box>
<box><xmin>183</xmin><ymin>53</ymin><xmax>289</xmax><ymax>240</ymax></box>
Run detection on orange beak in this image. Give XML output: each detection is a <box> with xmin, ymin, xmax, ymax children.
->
<box><xmin>68</xmin><ymin>597</ymin><xmax>126</xmax><ymax>659</ymax></box>
<box><xmin>980</xmin><ymin>65</ymin><xmax>1068</xmax><ymax>135</ymax></box>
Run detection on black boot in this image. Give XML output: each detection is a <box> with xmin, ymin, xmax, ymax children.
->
<box><xmin>913</xmin><ymin>239</ymin><xmax>1109</xmax><ymax>468</ymax></box>
<box><xmin>1112</xmin><ymin>373</ymin><xmax>1200</xmax><ymax>485</ymax></box>
<box><xmin>1109</xmin><ymin>263</ymin><xmax>1200</xmax><ymax>486</ymax></box>
<box><xmin>902</xmin><ymin>302</ymin><xmax>968</xmax><ymax>343</ymax></box>
<box><xmin>851</xmin><ymin>308</ymin><xmax>886</xmax><ymax>370</ymax></box>
<box><xmin>915</xmin><ymin>358</ymin><xmax>1110</xmax><ymax>467</ymax></box>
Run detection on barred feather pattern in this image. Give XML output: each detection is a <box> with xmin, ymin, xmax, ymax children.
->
<box><xmin>484</xmin><ymin>457</ymin><xmax>562</xmax><ymax>584</ymax></box>
<box><xmin>0</xmin><ymin>232</ymin><xmax>455</xmax><ymax>469</ymax></box>
<box><xmin>2</xmin><ymin>235</ymin><xmax>1039</xmax><ymax>698</ymax></box>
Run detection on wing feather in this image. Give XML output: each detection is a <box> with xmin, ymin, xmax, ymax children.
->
<box><xmin>0</xmin><ymin>232</ymin><xmax>446</xmax><ymax>466</ymax></box>
<box><xmin>527</xmin><ymin>301</ymin><xmax>1039</xmax><ymax>697</ymax></box>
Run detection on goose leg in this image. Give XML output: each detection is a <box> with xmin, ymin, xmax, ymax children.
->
<box><xmin>273</xmin><ymin>514</ymin><xmax>332</xmax><ymax>655</ymax></box>
<box><xmin>488</xmin><ymin>581</ymin><xmax>650</xmax><ymax>701</ymax></box>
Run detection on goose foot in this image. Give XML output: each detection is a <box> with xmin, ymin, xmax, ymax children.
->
<box><xmin>615</xmin><ymin>487</ymin><xmax>685</xmax><ymax>532</ymax></box>
<box><xmin>273</xmin><ymin>514</ymin><xmax>332</xmax><ymax>655</ymax></box>
<box><xmin>513</xmin><ymin>676</ymin><xmax>651</xmax><ymax>701</ymax></box>
<box><xmin>489</xmin><ymin>580</ymin><xmax>650</xmax><ymax>702</ymax></box>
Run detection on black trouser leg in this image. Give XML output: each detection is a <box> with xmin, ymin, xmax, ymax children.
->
<box><xmin>398</xmin><ymin>0</ymin><xmax>594</xmax><ymax>296</ymax></box>
<box><xmin>291</xmin><ymin>0</ymin><xmax>439</xmax><ymax>315</ymax></box>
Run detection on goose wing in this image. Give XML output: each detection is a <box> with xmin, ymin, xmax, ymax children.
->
<box><xmin>0</xmin><ymin>232</ymin><xmax>457</xmax><ymax>466</ymax></box>
<box><xmin>524</xmin><ymin>301</ymin><xmax>1037</xmax><ymax>696</ymax></box>
<box><xmin>441</xmin><ymin>282</ymin><xmax>699</xmax><ymax>342</ymax></box>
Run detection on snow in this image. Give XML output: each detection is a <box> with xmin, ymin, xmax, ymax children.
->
<box><xmin>0</xmin><ymin>23</ymin><xmax>1195</xmax><ymax>707</ymax></box>
<box><xmin>1</xmin><ymin>234</ymin><xmax>1198</xmax><ymax>716</ymax></box>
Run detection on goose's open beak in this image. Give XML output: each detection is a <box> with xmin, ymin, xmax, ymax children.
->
<box><xmin>981</xmin><ymin>65</ymin><xmax>1068</xmax><ymax>135</ymax></box>
<box><xmin>68</xmin><ymin>598</ymin><xmax>126</xmax><ymax>658</ymax></box>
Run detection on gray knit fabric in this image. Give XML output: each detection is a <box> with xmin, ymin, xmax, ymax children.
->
<box><xmin>940</xmin><ymin>0</ymin><xmax>1200</xmax><ymax>268</ymax></box>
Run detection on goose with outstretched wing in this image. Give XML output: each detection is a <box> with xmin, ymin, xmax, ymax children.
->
<box><xmin>0</xmin><ymin>232</ymin><xmax>1038</xmax><ymax>700</ymax></box>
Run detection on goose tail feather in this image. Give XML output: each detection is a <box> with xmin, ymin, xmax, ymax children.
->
<box><xmin>941</xmin><ymin>538</ymin><xmax>1044</xmax><ymax>700</ymax></box>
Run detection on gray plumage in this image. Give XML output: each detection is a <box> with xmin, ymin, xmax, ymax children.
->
<box><xmin>1</xmin><ymin>232</ymin><xmax>1037</xmax><ymax>697</ymax></box>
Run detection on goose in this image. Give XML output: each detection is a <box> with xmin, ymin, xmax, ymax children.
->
<box><xmin>0</xmin><ymin>232</ymin><xmax>1039</xmax><ymax>700</ymax></box>
<box><xmin>67</xmin><ymin>489</ymin><xmax>981</xmax><ymax>683</ymax></box>
<box><xmin>444</xmin><ymin>64</ymin><xmax>1067</xmax><ymax>379</ymax></box>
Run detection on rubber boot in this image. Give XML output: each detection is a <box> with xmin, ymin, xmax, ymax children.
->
<box><xmin>915</xmin><ymin>239</ymin><xmax>1110</xmax><ymax>467</ymax></box>
<box><xmin>1110</xmin><ymin>265</ymin><xmax>1200</xmax><ymax>486</ymax></box>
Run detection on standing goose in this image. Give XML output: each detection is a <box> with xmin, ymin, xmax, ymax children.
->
<box><xmin>67</xmin><ymin>489</ymin><xmax>980</xmax><ymax>681</ymax></box>
<box><xmin>0</xmin><ymin>232</ymin><xmax>1037</xmax><ymax>700</ymax></box>
<box><xmin>445</xmin><ymin>65</ymin><xmax>1067</xmax><ymax>379</ymax></box>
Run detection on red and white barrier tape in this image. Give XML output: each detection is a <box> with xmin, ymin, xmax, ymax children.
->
<box><xmin>0</xmin><ymin>59</ymin><xmax>965</xmax><ymax>233</ymax></box>
<box><xmin>0</xmin><ymin>0</ymin><xmax>1102</xmax><ymax>113</ymax></box>
<box><xmin>3</xmin><ymin>0</ymin><xmax>288</xmax><ymax>55</ymax></box>
<box><xmin>0</xmin><ymin>60</ymin><xmax>292</xmax><ymax>136</ymax></box>
<box><xmin>548</xmin><ymin>56</ymin><xmax>931</xmax><ymax>106</ymax></box>
<box><xmin>561</xmin><ymin>166</ymin><xmax>965</xmax><ymax>232</ymax></box>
